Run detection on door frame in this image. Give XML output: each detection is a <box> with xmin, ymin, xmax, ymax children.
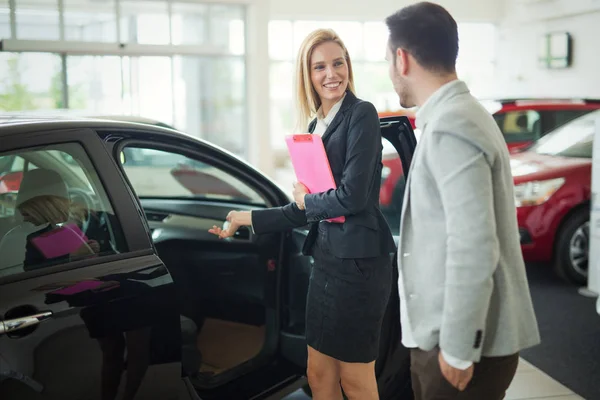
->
<box><xmin>0</xmin><ymin>125</ymin><xmax>154</xmax><ymax>285</ymax></box>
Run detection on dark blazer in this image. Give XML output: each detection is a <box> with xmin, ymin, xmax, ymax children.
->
<box><xmin>252</xmin><ymin>91</ymin><xmax>396</xmax><ymax>259</ymax></box>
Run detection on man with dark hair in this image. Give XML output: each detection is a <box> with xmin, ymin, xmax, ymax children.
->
<box><xmin>385</xmin><ymin>2</ymin><xmax>541</xmax><ymax>399</ymax></box>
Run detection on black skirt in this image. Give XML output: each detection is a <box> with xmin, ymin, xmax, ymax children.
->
<box><xmin>306</xmin><ymin>226</ymin><xmax>393</xmax><ymax>363</ymax></box>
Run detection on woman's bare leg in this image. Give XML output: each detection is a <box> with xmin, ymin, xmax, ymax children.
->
<box><xmin>339</xmin><ymin>360</ymin><xmax>379</xmax><ymax>400</ymax></box>
<box><xmin>306</xmin><ymin>346</ymin><xmax>343</xmax><ymax>400</ymax></box>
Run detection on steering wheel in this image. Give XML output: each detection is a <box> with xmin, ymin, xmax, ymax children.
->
<box><xmin>68</xmin><ymin>187</ymin><xmax>94</xmax><ymax>232</ymax></box>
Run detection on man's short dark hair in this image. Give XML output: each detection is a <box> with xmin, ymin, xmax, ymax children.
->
<box><xmin>385</xmin><ymin>2</ymin><xmax>458</xmax><ymax>74</ymax></box>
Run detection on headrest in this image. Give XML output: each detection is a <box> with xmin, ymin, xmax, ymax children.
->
<box><xmin>15</xmin><ymin>169</ymin><xmax>69</xmax><ymax>208</ymax></box>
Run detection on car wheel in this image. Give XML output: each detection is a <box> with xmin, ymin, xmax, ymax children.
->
<box><xmin>555</xmin><ymin>207</ymin><xmax>590</xmax><ymax>285</ymax></box>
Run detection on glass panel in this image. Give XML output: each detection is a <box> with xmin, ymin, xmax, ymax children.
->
<box><xmin>120</xmin><ymin>146</ymin><xmax>266</xmax><ymax>205</ymax></box>
<box><xmin>122</xmin><ymin>56</ymin><xmax>174</xmax><ymax>126</ymax></box>
<box><xmin>292</xmin><ymin>20</ymin><xmax>322</xmax><ymax>57</ymax></box>
<box><xmin>496</xmin><ymin>110</ymin><xmax>541</xmax><ymax>142</ymax></box>
<box><xmin>15</xmin><ymin>0</ymin><xmax>60</xmax><ymax>40</ymax></box>
<box><xmin>530</xmin><ymin>110</ymin><xmax>599</xmax><ymax>158</ymax></box>
<box><xmin>209</xmin><ymin>4</ymin><xmax>245</xmax><ymax>55</ymax></box>
<box><xmin>353</xmin><ymin>62</ymin><xmax>399</xmax><ymax>112</ymax></box>
<box><xmin>171</xmin><ymin>2</ymin><xmax>207</xmax><ymax>45</ymax></box>
<box><xmin>173</xmin><ymin>56</ymin><xmax>246</xmax><ymax>157</ymax></box>
<box><xmin>456</xmin><ymin>23</ymin><xmax>496</xmax><ymax>97</ymax></box>
<box><xmin>269</xmin><ymin>61</ymin><xmax>295</xmax><ymax>149</ymax></box>
<box><xmin>551</xmin><ymin>110</ymin><xmax>590</xmax><ymax>129</ymax></box>
<box><xmin>64</xmin><ymin>0</ymin><xmax>117</xmax><ymax>42</ymax></box>
<box><xmin>326</xmin><ymin>21</ymin><xmax>363</xmax><ymax>60</ymax></box>
<box><xmin>66</xmin><ymin>56</ymin><xmax>123</xmax><ymax>113</ymax></box>
<box><xmin>269</xmin><ymin>20</ymin><xmax>293</xmax><ymax>60</ymax></box>
<box><xmin>293</xmin><ymin>21</ymin><xmax>362</xmax><ymax>60</ymax></box>
<box><xmin>364</xmin><ymin>22</ymin><xmax>388</xmax><ymax>62</ymax></box>
<box><xmin>0</xmin><ymin>1</ymin><xmax>10</xmax><ymax>40</ymax></box>
<box><xmin>0</xmin><ymin>52</ymin><xmax>62</xmax><ymax>111</ymax></box>
<box><xmin>0</xmin><ymin>143</ymin><xmax>127</xmax><ymax>278</ymax></box>
<box><xmin>120</xmin><ymin>0</ymin><xmax>169</xmax><ymax>45</ymax></box>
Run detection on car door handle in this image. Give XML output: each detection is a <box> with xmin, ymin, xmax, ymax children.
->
<box><xmin>0</xmin><ymin>311</ymin><xmax>53</xmax><ymax>335</ymax></box>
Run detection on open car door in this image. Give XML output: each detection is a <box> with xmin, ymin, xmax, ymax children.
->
<box><xmin>103</xmin><ymin>127</ymin><xmax>309</xmax><ymax>400</ymax></box>
<box><xmin>279</xmin><ymin>115</ymin><xmax>418</xmax><ymax>399</ymax></box>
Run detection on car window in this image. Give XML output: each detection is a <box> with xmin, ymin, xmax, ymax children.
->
<box><xmin>548</xmin><ymin>110</ymin><xmax>591</xmax><ymax>130</ymax></box>
<box><xmin>494</xmin><ymin>110</ymin><xmax>542</xmax><ymax>143</ymax></box>
<box><xmin>120</xmin><ymin>146</ymin><xmax>267</xmax><ymax>205</ymax></box>
<box><xmin>529</xmin><ymin>110</ymin><xmax>599</xmax><ymax>158</ymax></box>
<box><xmin>0</xmin><ymin>143</ymin><xmax>127</xmax><ymax>278</ymax></box>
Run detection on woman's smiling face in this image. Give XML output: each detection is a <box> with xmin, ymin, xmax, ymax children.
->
<box><xmin>310</xmin><ymin>41</ymin><xmax>349</xmax><ymax>110</ymax></box>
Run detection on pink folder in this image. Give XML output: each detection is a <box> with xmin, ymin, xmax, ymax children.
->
<box><xmin>31</xmin><ymin>223</ymin><xmax>89</xmax><ymax>259</ymax></box>
<box><xmin>285</xmin><ymin>134</ymin><xmax>345</xmax><ymax>223</ymax></box>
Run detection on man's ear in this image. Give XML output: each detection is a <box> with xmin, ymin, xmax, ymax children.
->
<box><xmin>396</xmin><ymin>48</ymin><xmax>410</xmax><ymax>76</ymax></box>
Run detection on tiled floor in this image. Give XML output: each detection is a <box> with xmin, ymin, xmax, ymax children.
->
<box><xmin>283</xmin><ymin>358</ymin><xmax>585</xmax><ymax>400</ymax></box>
<box><xmin>505</xmin><ymin>358</ymin><xmax>584</xmax><ymax>400</ymax></box>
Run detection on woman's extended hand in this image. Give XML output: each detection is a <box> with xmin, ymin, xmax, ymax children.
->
<box><xmin>208</xmin><ymin>210</ymin><xmax>252</xmax><ymax>239</ymax></box>
<box><xmin>293</xmin><ymin>182</ymin><xmax>309</xmax><ymax>210</ymax></box>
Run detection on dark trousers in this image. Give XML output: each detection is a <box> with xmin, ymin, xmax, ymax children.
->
<box><xmin>410</xmin><ymin>347</ymin><xmax>519</xmax><ymax>400</ymax></box>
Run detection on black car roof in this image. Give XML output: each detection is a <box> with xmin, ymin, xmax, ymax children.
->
<box><xmin>0</xmin><ymin>114</ymin><xmax>181</xmax><ymax>138</ymax></box>
<box><xmin>0</xmin><ymin>114</ymin><xmax>270</xmax><ymax>183</ymax></box>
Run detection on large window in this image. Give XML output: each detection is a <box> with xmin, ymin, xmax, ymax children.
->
<box><xmin>0</xmin><ymin>1</ymin><xmax>247</xmax><ymax>157</ymax></box>
<box><xmin>0</xmin><ymin>52</ymin><xmax>63</xmax><ymax>111</ymax></box>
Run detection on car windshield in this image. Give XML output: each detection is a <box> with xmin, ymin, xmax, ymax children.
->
<box><xmin>528</xmin><ymin>110</ymin><xmax>600</xmax><ymax>158</ymax></box>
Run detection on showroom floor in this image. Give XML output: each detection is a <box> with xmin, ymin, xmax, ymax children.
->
<box><xmin>283</xmin><ymin>358</ymin><xmax>583</xmax><ymax>400</ymax></box>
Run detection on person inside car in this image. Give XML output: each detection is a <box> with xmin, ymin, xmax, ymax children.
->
<box><xmin>11</xmin><ymin>168</ymin><xmax>99</xmax><ymax>270</ymax></box>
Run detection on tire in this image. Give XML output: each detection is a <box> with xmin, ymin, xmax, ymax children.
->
<box><xmin>554</xmin><ymin>207</ymin><xmax>590</xmax><ymax>285</ymax></box>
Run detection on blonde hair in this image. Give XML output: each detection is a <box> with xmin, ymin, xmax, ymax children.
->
<box><xmin>18</xmin><ymin>195</ymin><xmax>86</xmax><ymax>227</ymax></box>
<box><xmin>295</xmin><ymin>29</ymin><xmax>356</xmax><ymax>131</ymax></box>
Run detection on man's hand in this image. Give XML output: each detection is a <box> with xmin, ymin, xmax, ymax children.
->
<box><xmin>438</xmin><ymin>351</ymin><xmax>474</xmax><ymax>391</ymax></box>
<box><xmin>208</xmin><ymin>211</ymin><xmax>252</xmax><ymax>239</ymax></box>
<box><xmin>293</xmin><ymin>182</ymin><xmax>308</xmax><ymax>210</ymax></box>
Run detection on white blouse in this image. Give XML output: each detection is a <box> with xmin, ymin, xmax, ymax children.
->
<box><xmin>313</xmin><ymin>93</ymin><xmax>346</xmax><ymax>135</ymax></box>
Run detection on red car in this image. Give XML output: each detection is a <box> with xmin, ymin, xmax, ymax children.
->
<box><xmin>379</xmin><ymin>99</ymin><xmax>600</xmax><ymax>221</ymax></box>
<box><xmin>487</xmin><ymin>98</ymin><xmax>600</xmax><ymax>153</ymax></box>
<box><xmin>511</xmin><ymin>109</ymin><xmax>598</xmax><ymax>284</ymax></box>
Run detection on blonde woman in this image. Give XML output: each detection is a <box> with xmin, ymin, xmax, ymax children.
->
<box><xmin>209</xmin><ymin>29</ymin><xmax>395</xmax><ymax>400</ymax></box>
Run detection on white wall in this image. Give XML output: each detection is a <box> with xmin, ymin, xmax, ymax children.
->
<box><xmin>493</xmin><ymin>0</ymin><xmax>600</xmax><ymax>98</ymax></box>
<box><xmin>268</xmin><ymin>0</ymin><xmax>504</xmax><ymax>22</ymax></box>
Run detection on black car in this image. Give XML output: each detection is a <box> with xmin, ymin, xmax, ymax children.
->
<box><xmin>0</xmin><ymin>114</ymin><xmax>416</xmax><ymax>400</ymax></box>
